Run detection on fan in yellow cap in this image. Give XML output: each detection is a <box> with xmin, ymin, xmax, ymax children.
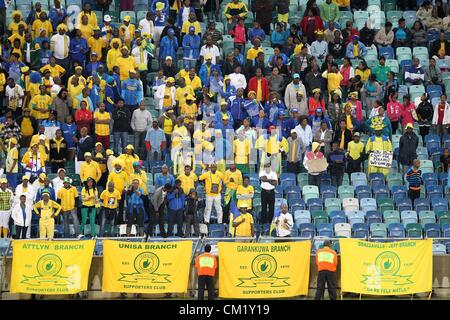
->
<box><xmin>117</xmin><ymin>145</ymin><xmax>140</xmax><ymax>176</ymax></box>
<box><xmin>156</xmin><ymin>1</ymin><xmax>165</xmax><ymax>11</ymax></box>
<box><xmin>123</xmin><ymin>15</ymin><xmax>131</xmax><ymax>22</ymax></box>
<box><xmin>366</xmin><ymin>120</ymin><xmax>393</xmax><ymax>178</ymax></box>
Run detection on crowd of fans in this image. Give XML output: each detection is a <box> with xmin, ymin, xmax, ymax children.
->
<box><xmin>0</xmin><ymin>0</ymin><xmax>448</xmax><ymax>240</ymax></box>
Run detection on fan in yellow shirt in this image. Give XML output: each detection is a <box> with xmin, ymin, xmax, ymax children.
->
<box><xmin>180</xmin><ymin>94</ymin><xmax>198</xmax><ymax>124</ymax></box>
<box><xmin>236</xmin><ymin>177</ymin><xmax>254</xmax><ymax>209</ymax></box>
<box><xmin>107</xmin><ymin>159</ymin><xmax>130</xmax><ymax>194</ymax></box>
<box><xmin>181</xmin><ymin>14</ymin><xmax>202</xmax><ymax>35</ymax></box>
<box><xmin>93</xmin><ymin>104</ymin><xmax>111</xmax><ymax>137</ymax></box>
<box><xmin>119</xmin><ymin>16</ymin><xmax>136</xmax><ymax>47</ymax></box>
<box><xmin>129</xmin><ymin>162</ymin><xmax>148</xmax><ymax>194</ymax></box>
<box><xmin>177</xmin><ymin>165</ymin><xmax>198</xmax><ymax>195</ymax></box>
<box><xmin>87</xmin><ymin>28</ymin><xmax>106</xmax><ymax>60</ymax></box>
<box><xmin>232</xmin><ymin>205</ymin><xmax>254</xmax><ymax>237</ymax></box>
<box><xmin>175</xmin><ymin>78</ymin><xmax>194</xmax><ymax>107</ymax></box>
<box><xmin>31</xmin><ymin>12</ymin><xmax>53</xmax><ymax>39</ymax></box>
<box><xmin>77</xmin><ymin>15</ymin><xmax>94</xmax><ymax>40</ymax></box>
<box><xmin>117</xmin><ymin>145</ymin><xmax>140</xmax><ymax>176</ymax></box>
<box><xmin>40</xmin><ymin>59</ymin><xmax>66</xmax><ymax>79</ymax></box>
<box><xmin>223</xmin><ymin>164</ymin><xmax>242</xmax><ymax>208</ymax></box>
<box><xmin>233</xmin><ymin>133</ymin><xmax>251</xmax><ymax>174</ymax></box>
<box><xmin>30</xmin><ymin>85</ymin><xmax>52</xmax><ymax>120</ymax></box>
<box><xmin>80</xmin><ymin>153</ymin><xmax>102</xmax><ymax>182</ymax></box>
<box><xmin>184</xmin><ymin>69</ymin><xmax>202</xmax><ymax>91</ymax></box>
<box><xmin>8</xmin><ymin>11</ymin><xmax>27</xmax><ymax>34</ymax></box>
<box><xmin>76</xmin><ymin>7</ymin><xmax>98</xmax><ymax>28</ymax></box>
<box><xmin>198</xmin><ymin>165</ymin><xmax>225</xmax><ymax>197</ymax></box>
<box><xmin>106</xmin><ymin>38</ymin><xmax>123</xmax><ymax>71</ymax></box>
<box><xmin>115</xmin><ymin>47</ymin><xmax>138</xmax><ymax>81</ymax></box>
<box><xmin>33</xmin><ymin>190</ymin><xmax>62</xmax><ymax>239</ymax></box>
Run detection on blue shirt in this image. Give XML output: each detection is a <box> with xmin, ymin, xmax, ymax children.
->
<box><xmin>35</xmin><ymin>186</ymin><xmax>56</xmax><ymax>202</ymax></box>
<box><xmin>69</xmin><ymin>37</ymin><xmax>88</xmax><ymax>63</ymax></box>
<box><xmin>145</xmin><ymin>127</ymin><xmax>166</xmax><ymax>150</ymax></box>
<box><xmin>127</xmin><ymin>188</ymin><xmax>145</xmax><ymax>207</ymax></box>
<box><xmin>61</xmin><ymin>123</ymin><xmax>77</xmax><ymax>148</ymax></box>
<box><xmin>155</xmin><ymin>173</ymin><xmax>175</xmax><ymax>187</ymax></box>
<box><xmin>121</xmin><ymin>79</ymin><xmax>143</xmax><ymax>106</ymax></box>
<box><xmin>167</xmin><ymin>191</ymin><xmax>185</xmax><ymax>210</ymax></box>
<box><xmin>21</xmin><ymin>206</ymin><xmax>27</xmax><ymax>224</ymax></box>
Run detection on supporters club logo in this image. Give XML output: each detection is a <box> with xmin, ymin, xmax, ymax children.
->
<box><xmin>21</xmin><ymin>254</ymin><xmax>73</xmax><ymax>286</ymax></box>
<box><xmin>118</xmin><ymin>252</ymin><xmax>171</xmax><ymax>283</ymax></box>
<box><xmin>237</xmin><ymin>254</ymin><xmax>290</xmax><ymax>287</ymax></box>
<box><xmin>362</xmin><ymin>251</ymin><xmax>413</xmax><ymax>286</ymax></box>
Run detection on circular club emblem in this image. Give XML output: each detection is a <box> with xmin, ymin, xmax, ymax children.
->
<box><xmin>37</xmin><ymin>254</ymin><xmax>63</xmax><ymax>276</ymax></box>
<box><xmin>252</xmin><ymin>254</ymin><xmax>277</xmax><ymax>278</ymax></box>
<box><xmin>134</xmin><ymin>252</ymin><xmax>159</xmax><ymax>274</ymax></box>
<box><xmin>375</xmin><ymin>251</ymin><xmax>401</xmax><ymax>276</ymax></box>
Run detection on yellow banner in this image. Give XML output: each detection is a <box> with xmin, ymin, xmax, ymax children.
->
<box><xmin>218</xmin><ymin>241</ymin><xmax>311</xmax><ymax>298</ymax></box>
<box><xmin>10</xmin><ymin>240</ymin><xmax>95</xmax><ymax>295</ymax></box>
<box><xmin>102</xmin><ymin>240</ymin><xmax>192</xmax><ymax>293</ymax></box>
<box><xmin>340</xmin><ymin>239</ymin><xmax>433</xmax><ymax>295</ymax></box>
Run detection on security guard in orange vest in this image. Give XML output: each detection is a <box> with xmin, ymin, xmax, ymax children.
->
<box><xmin>195</xmin><ymin>244</ymin><xmax>217</xmax><ymax>300</ymax></box>
<box><xmin>315</xmin><ymin>240</ymin><xmax>338</xmax><ymax>300</ymax></box>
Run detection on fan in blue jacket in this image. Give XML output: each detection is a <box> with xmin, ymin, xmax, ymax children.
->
<box><xmin>182</xmin><ymin>26</ymin><xmax>201</xmax><ymax>68</ymax></box>
<box><xmin>159</xmin><ymin>28</ymin><xmax>179</xmax><ymax>63</ymax></box>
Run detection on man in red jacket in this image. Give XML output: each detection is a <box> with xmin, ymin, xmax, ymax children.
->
<box><xmin>248</xmin><ymin>68</ymin><xmax>269</xmax><ymax>104</ymax></box>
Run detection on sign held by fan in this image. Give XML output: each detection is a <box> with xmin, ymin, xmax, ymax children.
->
<box><xmin>369</xmin><ymin>150</ymin><xmax>393</xmax><ymax>169</ymax></box>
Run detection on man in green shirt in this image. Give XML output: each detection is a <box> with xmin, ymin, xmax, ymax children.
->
<box><xmin>320</xmin><ymin>0</ymin><xmax>339</xmax><ymax>27</ymax></box>
<box><xmin>372</xmin><ymin>56</ymin><xmax>391</xmax><ymax>85</ymax></box>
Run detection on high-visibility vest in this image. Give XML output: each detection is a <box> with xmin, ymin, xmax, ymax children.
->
<box><xmin>195</xmin><ymin>253</ymin><xmax>217</xmax><ymax>276</ymax></box>
<box><xmin>316</xmin><ymin>247</ymin><xmax>338</xmax><ymax>272</ymax></box>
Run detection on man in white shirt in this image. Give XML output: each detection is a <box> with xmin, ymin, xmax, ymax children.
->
<box><xmin>229</xmin><ymin>65</ymin><xmax>247</xmax><ymax>90</ymax></box>
<box><xmin>295</xmin><ymin>116</ymin><xmax>313</xmax><ymax>149</ymax></box>
<box><xmin>259</xmin><ymin>162</ymin><xmax>278</xmax><ymax>224</ymax></box>
<box><xmin>50</xmin><ymin>24</ymin><xmax>70</xmax><ymax>69</ymax></box>
<box><xmin>310</xmin><ymin>31</ymin><xmax>328</xmax><ymax>63</ymax></box>
<box><xmin>131</xmin><ymin>102</ymin><xmax>153</xmax><ymax>159</ymax></box>
<box><xmin>274</xmin><ymin>202</ymin><xmax>293</xmax><ymax>239</ymax></box>
<box><xmin>284</xmin><ymin>73</ymin><xmax>307</xmax><ymax>110</ymax></box>
<box><xmin>199</xmin><ymin>35</ymin><xmax>220</xmax><ymax>65</ymax></box>
<box><xmin>5</xmin><ymin>78</ymin><xmax>24</xmax><ymax>113</ymax></box>
<box><xmin>139</xmin><ymin>12</ymin><xmax>154</xmax><ymax>39</ymax></box>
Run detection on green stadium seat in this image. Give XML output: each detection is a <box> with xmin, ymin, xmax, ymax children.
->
<box><xmin>385</xmin><ymin>59</ymin><xmax>399</xmax><ymax>74</ymax></box>
<box><xmin>137</xmin><ymin>10</ymin><xmax>147</xmax><ymax>22</ymax></box>
<box><xmin>396</xmin><ymin>46</ymin><xmax>412</xmax><ymax>57</ymax></box>
<box><xmin>383</xmin><ymin>210</ymin><xmax>400</xmax><ymax>226</ymax></box>
<box><xmin>353</xmin><ymin>10</ymin><xmax>369</xmax><ymax>20</ymax></box>
<box><xmin>325</xmin><ymin>198</ymin><xmax>342</xmax><ymax>213</ymax></box>
<box><xmin>312</xmin><ymin>211</ymin><xmax>328</xmax><ymax>225</ymax></box>
<box><xmin>386</xmin><ymin>10</ymin><xmax>402</xmax><ymax>21</ymax></box>
<box><xmin>419</xmin><ymin>211</ymin><xmax>436</xmax><ymax>227</ymax></box>
<box><xmin>406</xmin><ymin>223</ymin><xmax>422</xmax><ymax>238</ymax></box>
<box><xmin>377</xmin><ymin>198</ymin><xmax>394</xmax><ymax>213</ymax></box>
<box><xmin>338</xmin><ymin>185</ymin><xmax>354</xmax><ymax>200</ymax></box>
<box><xmin>370</xmin><ymin>223</ymin><xmax>387</xmax><ymax>238</ymax></box>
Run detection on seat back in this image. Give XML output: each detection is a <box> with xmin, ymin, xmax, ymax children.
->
<box><xmin>334</xmin><ymin>223</ymin><xmax>351</xmax><ymax>238</ymax></box>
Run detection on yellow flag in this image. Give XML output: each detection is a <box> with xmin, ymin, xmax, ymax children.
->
<box><xmin>10</xmin><ymin>240</ymin><xmax>95</xmax><ymax>294</ymax></box>
<box><xmin>340</xmin><ymin>239</ymin><xmax>433</xmax><ymax>295</ymax></box>
<box><xmin>218</xmin><ymin>241</ymin><xmax>311</xmax><ymax>298</ymax></box>
<box><xmin>102</xmin><ymin>240</ymin><xmax>192</xmax><ymax>293</ymax></box>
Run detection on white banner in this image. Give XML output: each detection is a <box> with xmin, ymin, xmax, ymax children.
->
<box><xmin>369</xmin><ymin>150</ymin><xmax>393</xmax><ymax>168</ymax></box>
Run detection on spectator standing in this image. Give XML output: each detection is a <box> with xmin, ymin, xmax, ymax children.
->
<box><xmin>131</xmin><ymin>102</ymin><xmax>153</xmax><ymax>160</ymax></box>
<box><xmin>195</xmin><ymin>244</ymin><xmax>217</xmax><ymax>300</ymax></box>
<box><xmin>167</xmin><ymin>179</ymin><xmax>185</xmax><ymax>237</ymax></box>
<box><xmin>327</xmin><ymin>141</ymin><xmax>346</xmax><ymax>186</ymax></box>
<box><xmin>315</xmin><ymin>240</ymin><xmax>338</xmax><ymax>300</ymax></box>
<box><xmin>398</xmin><ymin>123</ymin><xmax>419</xmax><ymax>173</ymax></box>
<box><xmin>405</xmin><ymin>159</ymin><xmax>423</xmax><ymax>202</ymax></box>
<box><xmin>274</xmin><ymin>202</ymin><xmax>293</xmax><ymax>240</ymax></box>
<box><xmin>259</xmin><ymin>162</ymin><xmax>278</xmax><ymax>224</ymax></box>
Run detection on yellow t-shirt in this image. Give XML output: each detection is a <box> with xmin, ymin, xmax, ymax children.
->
<box><xmin>30</xmin><ymin>94</ymin><xmax>52</xmax><ymax>120</ymax></box>
<box><xmin>181</xmin><ymin>21</ymin><xmax>201</xmax><ymax>34</ymax></box>
<box><xmin>233</xmin><ymin>139</ymin><xmax>250</xmax><ymax>164</ymax></box>
<box><xmin>6</xmin><ymin>148</ymin><xmax>19</xmax><ymax>173</ymax></box>
<box><xmin>178</xmin><ymin>173</ymin><xmax>198</xmax><ymax>195</ymax></box>
<box><xmin>80</xmin><ymin>160</ymin><xmax>102</xmax><ymax>182</ymax></box>
<box><xmin>163</xmin><ymin>86</ymin><xmax>174</xmax><ymax>108</ymax></box>
<box><xmin>58</xmin><ymin>186</ymin><xmax>79</xmax><ymax>211</ymax></box>
<box><xmin>8</xmin><ymin>21</ymin><xmax>27</xmax><ymax>34</ymax></box>
<box><xmin>180</xmin><ymin>103</ymin><xmax>198</xmax><ymax>120</ymax></box>
<box><xmin>234</xmin><ymin>213</ymin><xmax>254</xmax><ymax>237</ymax></box>
<box><xmin>246</xmin><ymin>47</ymin><xmax>263</xmax><ymax>61</ymax></box>
<box><xmin>87</xmin><ymin>36</ymin><xmax>106</xmax><ymax>59</ymax></box>
<box><xmin>107</xmin><ymin>171</ymin><xmax>129</xmax><ymax>192</ymax></box>
<box><xmin>184</xmin><ymin>75</ymin><xmax>202</xmax><ymax>91</ymax></box>
<box><xmin>439</xmin><ymin>42</ymin><xmax>446</xmax><ymax>57</ymax></box>
<box><xmin>33</xmin><ymin>200</ymin><xmax>61</xmax><ymax>219</ymax></box>
<box><xmin>41</xmin><ymin>64</ymin><xmax>65</xmax><ymax>78</ymax></box>
<box><xmin>117</xmin><ymin>154</ymin><xmax>140</xmax><ymax>176</ymax></box>
<box><xmin>107</xmin><ymin>48</ymin><xmax>122</xmax><ymax>71</ymax></box>
<box><xmin>100</xmin><ymin>189</ymin><xmax>122</xmax><ymax>209</ymax></box>
<box><xmin>81</xmin><ymin>187</ymin><xmax>98</xmax><ymax>206</ymax></box>
<box><xmin>199</xmin><ymin>171</ymin><xmax>224</xmax><ymax>196</ymax></box>
<box><xmin>236</xmin><ymin>185</ymin><xmax>254</xmax><ymax>209</ymax></box>
<box><xmin>129</xmin><ymin>171</ymin><xmax>148</xmax><ymax>195</ymax></box>
<box><xmin>162</xmin><ymin>115</ymin><xmax>174</xmax><ymax>134</ymax></box>
<box><xmin>21</xmin><ymin>117</ymin><xmax>34</xmax><ymax>136</ymax></box>
<box><xmin>94</xmin><ymin>110</ymin><xmax>111</xmax><ymax>136</ymax></box>
<box><xmin>78</xmin><ymin>23</ymin><xmax>94</xmax><ymax>40</ymax></box>
<box><xmin>175</xmin><ymin>86</ymin><xmax>194</xmax><ymax>107</ymax></box>
<box><xmin>31</xmin><ymin>20</ymin><xmax>53</xmax><ymax>38</ymax></box>
<box><xmin>347</xmin><ymin>141</ymin><xmax>364</xmax><ymax>160</ymax></box>
<box><xmin>224</xmin><ymin>169</ymin><xmax>242</xmax><ymax>190</ymax></box>
<box><xmin>116</xmin><ymin>56</ymin><xmax>137</xmax><ymax>81</ymax></box>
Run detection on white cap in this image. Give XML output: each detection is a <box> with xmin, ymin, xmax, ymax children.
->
<box><xmin>104</xmin><ymin>15</ymin><xmax>112</xmax><ymax>22</ymax></box>
<box><xmin>39</xmin><ymin>134</ymin><xmax>46</xmax><ymax>140</ymax></box>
